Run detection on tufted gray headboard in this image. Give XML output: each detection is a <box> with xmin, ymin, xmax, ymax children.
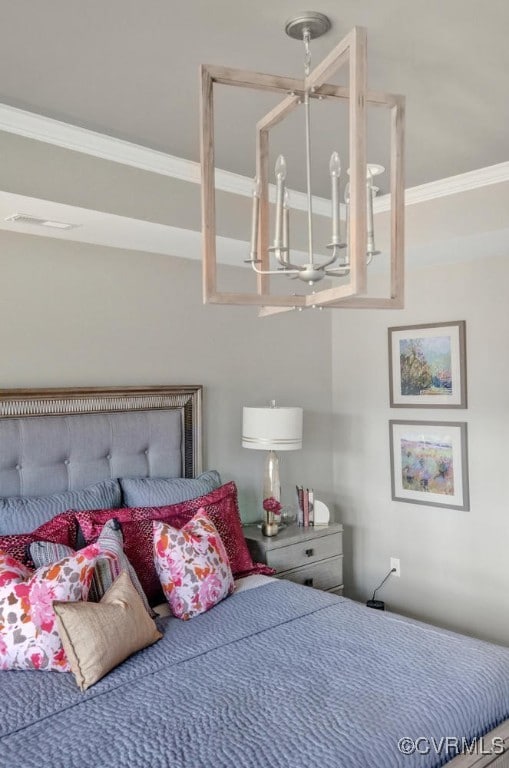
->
<box><xmin>0</xmin><ymin>386</ymin><xmax>202</xmax><ymax>499</ymax></box>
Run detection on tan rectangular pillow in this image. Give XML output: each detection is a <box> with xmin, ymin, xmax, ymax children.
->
<box><xmin>53</xmin><ymin>571</ymin><xmax>163</xmax><ymax>691</ymax></box>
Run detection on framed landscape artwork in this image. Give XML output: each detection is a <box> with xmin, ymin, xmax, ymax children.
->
<box><xmin>389</xmin><ymin>420</ymin><xmax>469</xmax><ymax>510</ymax></box>
<box><xmin>388</xmin><ymin>321</ymin><xmax>467</xmax><ymax>407</ymax></box>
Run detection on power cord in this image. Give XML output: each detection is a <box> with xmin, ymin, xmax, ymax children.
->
<box><xmin>366</xmin><ymin>567</ymin><xmax>396</xmax><ymax>610</ymax></box>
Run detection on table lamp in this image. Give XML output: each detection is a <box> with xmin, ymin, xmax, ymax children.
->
<box><xmin>242</xmin><ymin>401</ymin><xmax>303</xmax><ymax>530</ymax></box>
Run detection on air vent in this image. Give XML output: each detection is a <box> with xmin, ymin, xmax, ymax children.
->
<box><xmin>4</xmin><ymin>213</ymin><xmax>78</xmax><ymax>230</ymax></box>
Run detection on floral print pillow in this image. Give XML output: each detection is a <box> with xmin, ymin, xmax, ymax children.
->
<box><xmin>0</xmin><ymin>543</ymin><xmax>108</xmax><ymax>671</ymax></box>
<box><xmin>153</xmin><ymin>511</ymin><xmax>234</xmax><ymax>620</ymax></box>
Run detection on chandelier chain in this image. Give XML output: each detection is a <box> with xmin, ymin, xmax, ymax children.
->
<box><xmin>303</xmin><ymin>28</ymin><xmax>312</xmax><ymax>77</ymax></box>
<box><xmin>302</xmin><ymin>26</ymin><xmax>314</xmax><ymax>268</ymax></box>
<box><xmin>304</xmin><ymin>89</ymin><xmax>314</xmax><ymax>268</ymax></box>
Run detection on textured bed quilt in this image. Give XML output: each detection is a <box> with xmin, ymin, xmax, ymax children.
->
<box><xmin>1</xmin><ymin>581</ymin><xmax>509</xmax><ymax>768</ymax></box>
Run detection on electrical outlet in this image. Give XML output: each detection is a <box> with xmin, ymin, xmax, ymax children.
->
<box><xmin>390</xmin><ymin>557</ymin><xmax>401</xmax><ymax>577</ymax></box>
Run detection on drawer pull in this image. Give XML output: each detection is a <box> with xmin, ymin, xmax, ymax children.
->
<box><xmin>305</xmin><ymin>548</ymin><xmax>314</xmax><ymax>557</ymax></box>
<box><xmin>304</xmin><ymin>578</ymin><xmax>314</xmax><ymax>587</ymax></box>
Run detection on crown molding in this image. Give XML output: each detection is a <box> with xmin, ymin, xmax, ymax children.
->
<box><xmin>374</xmin><ymin>160</ymin><xmax>509</xmax><ymax>213</ymax></box>
<box><xmin>0</xmin><ymin>104</ymin><xmax>330</xmax><ymax>216</ymax></box>
<box><xmin>1</xmin><ymin>104</ymin><xmax>508</xmax><ymax>217</ymax></box>
<box><xmin>0</xmin><ymin>188</ymin><xmax>313</xmax><ymax>268</ymax></box>
<box><xmin>0</xmin><ymin>105</ymin><xmax>199</xmax><ymax>183</ymax></box>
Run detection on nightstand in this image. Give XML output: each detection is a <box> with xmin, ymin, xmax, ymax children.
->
<box><xmin>244</xmin><ymin>523</ymin><xmax>343</xmax><ymax>595</ymax></box>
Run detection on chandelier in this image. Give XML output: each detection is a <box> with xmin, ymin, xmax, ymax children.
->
<box><xmin>200</xmin><ymin>12</ymin><xmax>405</xmax><ymax>315</ymax></box>
<box><xmin>248</xmin><ymin>155</ymin><xmax>384</xmax><ymax>284</ymax></box>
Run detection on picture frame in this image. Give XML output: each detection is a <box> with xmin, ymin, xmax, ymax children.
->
<box><xmin>388</xmin><ymin>321</ymin><xmax>467</xmax><ymax>408</ymax></box>
<box><xmin>389</xmin><ymin>420</ymin><xmax>469</xmax><ymax>510</ymax></box>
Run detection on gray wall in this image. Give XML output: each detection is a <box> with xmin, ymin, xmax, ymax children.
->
<box><xmin>0</xmin><ymin>230</ymin><xmax>333</xmax><ymax>522</ymax></box>
<box><xmin>331</xmin><ymin>254</ymin><xmax>509</xmax><ymax>645</ymax></box>
<box><xmin>2</xmin><ymin>122</ymin><xmax>507</xmax><ymax>645</ymax></box>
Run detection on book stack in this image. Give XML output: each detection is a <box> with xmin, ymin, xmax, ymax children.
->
<box><xmin>296</xmin><ymin>486</ymin><xmax>314</xmax><ymax>527</ymax></box>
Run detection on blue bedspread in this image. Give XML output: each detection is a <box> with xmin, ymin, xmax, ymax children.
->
<box><xmin>1</xmin><ymin>581</ymin><xmax>509</xmax><ymax>768</ymax></box>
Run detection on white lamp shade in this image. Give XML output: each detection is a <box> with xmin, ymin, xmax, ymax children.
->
<box><xmin>242</xmin><ymin>406</ymin><xmax>303</xmax><ymax>451</ymax></box>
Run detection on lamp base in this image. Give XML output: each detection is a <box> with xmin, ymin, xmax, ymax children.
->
<box><xmin>261</xmin><ymin>520</ymin><xmax>279</xmax><ymax>537</ymax></box>
<box><xmin>263</xmin><ymin>450</ymin><xmax>281</xmax><ymax>503</ymax></box>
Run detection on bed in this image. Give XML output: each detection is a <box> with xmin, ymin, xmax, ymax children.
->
<box><xmin>0</xmin><ymin>385</ymin><xmax>508</xmax><ymax>768</ymax></box>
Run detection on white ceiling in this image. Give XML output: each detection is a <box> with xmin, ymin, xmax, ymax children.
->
<box><xmin>0</xmin><ymin>1</ymin><xmax>507</xmax><ymax>273</ymax></box>
<box><xmin>0</xmin><ymin>0</ymin><xmax>508</xmax><ymax>192</ymax></box>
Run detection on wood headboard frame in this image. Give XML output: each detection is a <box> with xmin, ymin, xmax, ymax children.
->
<box><xmin>0</xmin><ymin>385</ymin><xmax>203</xmax><ymax>479</ymax></box>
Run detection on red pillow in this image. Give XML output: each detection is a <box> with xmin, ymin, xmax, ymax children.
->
<box><xmin>76</xmin><ymin>482</ymin><xmax>273</xmax><ymax>604</ymax></box>
<box><xmin>0</xmin><ymin>512</ymin><xmax>78</xmax><ymax>567</ymax></box>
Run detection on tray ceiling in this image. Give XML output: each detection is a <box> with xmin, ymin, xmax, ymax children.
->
<box><xmin>0</xmin><ymin>0</ymin><xmax>508</xmax><ymax>194</ymax></box>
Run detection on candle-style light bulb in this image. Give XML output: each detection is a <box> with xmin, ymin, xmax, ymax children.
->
<box><xmin>329</xmin><ymin>151</ymin><xmax>341</xmax><ymax>178</ymax></box>
<box><xmin>330</xmin><ymin>151</ymin><xmax>341</xmax><ymax>246</ymax></box>
<box><xmin>275</xmin><ymin>154</ymin><xmax>287</xmax><ymax>181</ymax></box>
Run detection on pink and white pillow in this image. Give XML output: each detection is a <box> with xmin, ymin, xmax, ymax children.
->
<box><xmin>75</xmin><ymin>481</ymin><xmax>274</xmax><ymax>606</ymax></box>
<box><xmin>0</xmin><ymin>544</ymin><xmax>110</xmax><ymax>671</ymax></box>
<box><xmin>153</xmin><ymin>511</ymin><xmax>234</xmax><ymax>620</ymax></box>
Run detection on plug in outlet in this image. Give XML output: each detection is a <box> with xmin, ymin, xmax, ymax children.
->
<box><xmin>390</xmin><ymin>557</ymin><xmax>401</xmax><ymax>577</ymax></box>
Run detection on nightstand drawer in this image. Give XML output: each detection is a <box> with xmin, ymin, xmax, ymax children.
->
<box><xmin>277</xmin><ymin>555</ymin><xmax>343</xmax><ymax>591</ymax></box>
<box><xmin>265</xmin><ymin>532</ymin><xmax>342</xmax><ymax>573</ymax></box>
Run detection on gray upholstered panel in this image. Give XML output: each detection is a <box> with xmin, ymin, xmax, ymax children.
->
<box><xmin>0</xmin><ymin>409</ymin><xmax>183</xmax><ymax>499</ymax></box>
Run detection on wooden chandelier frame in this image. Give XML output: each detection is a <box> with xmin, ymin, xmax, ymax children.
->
<box><xmin>200</xmin><ymin>26</ymin><xmax>405</xmax><ymax>314</ymax></box>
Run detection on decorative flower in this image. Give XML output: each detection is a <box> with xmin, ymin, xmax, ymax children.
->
<box><xmin>172</xmin><ymin>595</ymin><xmax>186</xmax><ymax>617</ymax></box>
<box><xmin>199</xmin><ymin>574</ymin><xmax>222</xmax><ymax>608</ymax></box>
<box><xmin>1</xmin><ymin>568</ymin><xmax>26</xmax><ymax>588</ymax></box>
<box><xmin>194</xmin><ymin>534</ymin><xmax>212</xmax><ymax>556</ymax></box>
<box><xmin>30</xmin><ymin>652</ymin><xmax>43</xmax><ymax>670</ymax></box>
<box><xmin>263</xmin><ymin>497</ymin><xmax>282</xmax><ymax>514</ymax></box>
<box><xmin>53</xmin><ymin>646</ymin><xmax>67</xmax><ymax>667</ymax></box>
<box><xmin>163</xmin><ymin>553</ymin><xmax>185</xmax><ymax>587</ymax></box>
<box><xmin>29</xmin><ymin>581</ymin><xmax>56</xmax><ymax>632</ymax></box>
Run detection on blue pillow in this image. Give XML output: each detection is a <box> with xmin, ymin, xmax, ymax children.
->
<box><xmin>120</xmin><ymin>471</ymin><xmax>222</xmax><ymax>508</ymax></box>
<box><xmin>0</xmin><ymin>479</ymin><xmax>122</xmax><ymax>536</ymax></box>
